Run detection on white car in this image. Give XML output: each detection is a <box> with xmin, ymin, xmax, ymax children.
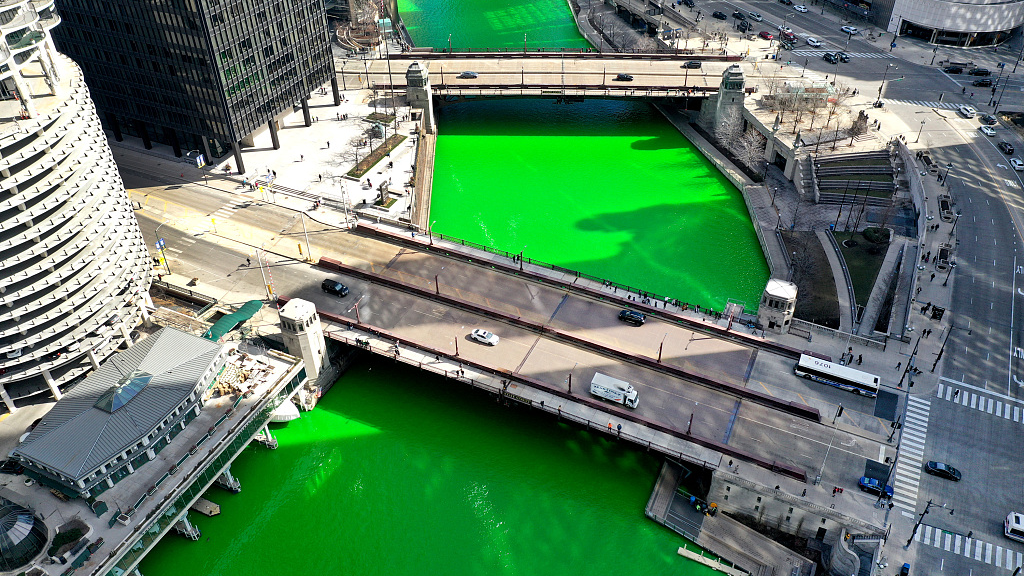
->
<box><xmin>749</xmin><ymin>11</ymin><xmax>763</xmax><ymax>21</ymax></box>
<box><xmin>1012</xmin><ymin>158</ymin><xmax>1024</xmax><ymax>171</ymax></box>
<box><xmin>957</xmin><ymin>105</ymin><xmax>977</xmax><ymax>118</ymax></box>
<box><xmin>980</xmin><ymin>125</ymin><xmax>996</xmax><ymax>137</ymax></box>
<box><xmin>778</xmin><ymin>25</ymin><xmax>792</xmax><ymax>33</ymax></box>
<box><xmin>806</xmin><ymin>37</ymin><xmax>822</xmax><ymax>47</ymax></box>
<box><xmin>841</xmin><ymin>25</ymin><xmax>859</xmax><ymax>35</ymax></box>
<box><xmin>470</xmin><ymin>328</ymin><xmax>499</xmax><ymax>346</ymax></box>
<box><xmin>794</xmin><ymin>4</ymin><xmax>808</xmax><ymax>11</ymax></box>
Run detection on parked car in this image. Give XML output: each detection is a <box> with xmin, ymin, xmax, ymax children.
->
<box><xmin>957</xmin><ymin>104</ymin><xmax>976</xmax><ymax>118</ymax></box>
<box><xmin>712</xmin><ymin>10</ymin><xmax>727</xmax><ymax>19</ymax></box>
<box><xmin>822</xmin><ymin>52</ymin><xmax>839</xmax><ymax>64</ymax></box>
<box><xmin>805</xmin><ymin>37</ymin><xmax>822</xmax><ymax>47</ymax></box>
<box><xmin>858</xmin><ymin>476</ymin><xmax>894</xmax><ymax>497</ymax></box>
<box><xmin>0</xmin><ymin>460</ymin><xmax>23</xmax><ymax>475</ymax></box>
<box><xmin>969</xmin><ymin>68</ymin><xmax>991</xmax><ymax>76</ymax></box>
<box><xmin>794</xmin><ymin>4</ymin><xmax>808</xmax><ymax>11</ymax></box>
<box><xmin>924</xmin><ymin>461</ymin><xmax>962</xmax><ymax>481</ymax></box>
<box><xmin>321</xmin><ymin>278</ymin><xmax>350</xmax><ymax>297</ymax></box>
<box><xmin>681</xmin><ymin>0</ymin><xmax>694</xmax><ymax>6</ymax></box>
<box><xmin>748</xmin><ymin>11</ymin><xmax>763</xmax><ymax>21</ymax></box>
<box><xmin>973</xmin><ymin>78</ymin><xmax>993</xmax><ymax>87</ymax></box>
<box><xmin>999</xmin><ymin>141</ymin><xmax>1015</xmax><ymax>154</ymax></box>
<box><xmin>836</xmin><ymin>52</ymin><xmax>850</xmax><ymax>62</ymax></box>
<box><xmin>469</xmin><ymin>328</ymin><xmax>499</xmax><ymax>346</ymax></box>
<box><xmin>759</xmin><ymin>30</ymin><xmax>775</xmax><ymax>40</ymax></box>
<box><xmin>840</xmin><ymin>25</ymin><xmax>859</xmax><ymax>35</ymax></box>
<box><xmin>778</xmin><ymin>0</ymin><xmax>793</xmax><ymax>5</ymax></box>
<box><xmin>1012</xmin><ymin>158</ymin><xmax>1024</xmax><ymax>172</ymax></box>
<box><xmin>618</xmin><ymin>309</ymin><xmax>646</xmax><ymax>326</ymax></box>
<box><xmin>942</xmin><ymin>65</ymin><xmax>963</xmax><ymax>74</ymax></box>
<box><xmin>683</xmin><ymin>60</ymin><xmax>702</xmax><ymax>69</ymax></box>
<box><xmin>732</xmin><ymin>10</ymin><xmax>745</xmax><ymax>19</ymax></box>
<box><xmin>980</xmin><ymin>114</ymin><xmax>998</xmax><ymax>125</ymax></box>
<box><xmin>457</xmin><ymin>71</ymin><xmax>478</xmax><ymax>79</ymax></box>
<box><xmin>980</xmin><ymin>125</ymin><xmax>996</xmax><ymax>137</ymax></box>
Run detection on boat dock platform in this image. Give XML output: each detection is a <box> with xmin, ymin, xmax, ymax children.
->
<box><xmin>190</xmin><ymin>498</ymin><xmax>221</xmax><ymax>517</ymax></box>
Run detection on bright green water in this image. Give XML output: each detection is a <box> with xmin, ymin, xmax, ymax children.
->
<box><xmin>139</xmin><ymin>359</ymin><xmax>715</xmax><ymax>575</ymax></box>
<box><xmin>432</xmin><ymin>99</ymin><xmax>770</xmax><ymax>310</ymax></box>
<box><xmin>396</xmin><ymin>0</ymin><xmax>589</xmax><ymax>52</ymax></box>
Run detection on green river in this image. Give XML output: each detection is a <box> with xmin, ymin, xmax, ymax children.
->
<box><xmin>140</xmin><ymin>1</ymin><xmax>768</xmax><ymax>573</ymax></box>
<box><xmin>140</xmin><ymin>359</ymin><xmax>718</xmax><ymax>575</ymax></box>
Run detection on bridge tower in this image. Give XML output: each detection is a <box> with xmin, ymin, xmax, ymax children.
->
<box><xmin>279</xmin><ymin>298</ymin><xmax>327</xmax><ymax>380</ymax></box>
<box><xmin>698</xmin><ymin>64</ymin><xmax>746</xmax><ymax>140</ymax></box>
<box><xmin>405</xmin><ymin>61</ymin><xmax>436</xmax><ymax>134</ymax></box>
<box><xmin>757</xmin><ymin>279</ymin><xmax>797</xmax><ymax>334</ymax></box>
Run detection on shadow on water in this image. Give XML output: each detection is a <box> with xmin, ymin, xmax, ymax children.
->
<box><xmin>138</xmin><ymin>358</ymin><xmax>716</xmax><ymax>576</ymax></box>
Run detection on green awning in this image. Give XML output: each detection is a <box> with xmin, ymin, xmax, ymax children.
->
<box><xmin>203</xmin><ymin>300</ymin><xmax>263</xmax><ymax>341</ymax></box>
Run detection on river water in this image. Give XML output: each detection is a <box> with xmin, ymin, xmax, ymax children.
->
<box><xmin>140</xmin><ymin>2</ymin><xmax>766</xmax><ymax>574</ymax></box>
<box><xmin>139</xmin><ymin>359</ymin><xmax>718</xmax><ymax>575</ymax></box>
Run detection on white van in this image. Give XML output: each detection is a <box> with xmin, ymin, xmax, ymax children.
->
<box><xmin>1005</xmin><ymin>512</ymin><xmax>1024</xmax><ymax>542</ymax></box>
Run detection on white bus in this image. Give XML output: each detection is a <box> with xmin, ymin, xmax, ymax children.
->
<box><xmin>794</xmin><ymin>354</ymin><xmax>880</xmax><ymax>397</ymax></box>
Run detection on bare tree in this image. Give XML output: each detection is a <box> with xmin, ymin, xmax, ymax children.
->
<box><xmin>635</xmin><ymin>36</ymin><xmax>658</xmax><ymax>53</ymax></box>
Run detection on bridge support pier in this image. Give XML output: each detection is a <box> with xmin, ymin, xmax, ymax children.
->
<box><xmin>174</xmin><ymin>513</ymin><xmax>201</xmax><ymax>540</ymax></box>
<box><xmin>215</xmin><ymin>466</ymin><xmax>241</xmax><ymax>493</ymax></box>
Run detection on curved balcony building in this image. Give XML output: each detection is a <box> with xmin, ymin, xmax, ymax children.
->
<box><xmin>876</xmin><ymin>0</ymin><xmax>1024</xmax><ymax>46</ymax></box>
<box><xmin>0</xmin><ymin>1</ymin><xmax>151</xmax><ymax>412</ymax></box>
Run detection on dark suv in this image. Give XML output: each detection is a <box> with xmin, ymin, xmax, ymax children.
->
<box><xmin>968</xmin><ymin>68</ymin><xmax>991</xmax><ymax>76</ymax></box>
<box><xmin>942</xmin><ymin>65</ymin><xmax>963</xmax><ymax>74</ymax></box>
<box><xmin>683</xmin><ymin>60</ymin><xmax>702</xmax><ymax>69</ymax></box>
<box><xmin>618</xmin><ymin>309</ymin><xmax>646</xmax><ymax>326</ymax></box>
<box><xmin>999</xmin><ymin>141</ymin><xmax>1015</xmax><ymax>154</ymax></box>
<box><xmin>712</xmin><ymin>10</ymin><xmax>727</xmax><ymax>19</ymax></box>
<box><xmin>972</xmin><ymin>78</ymin><xmax>992</xmax><ymax>87</ymax></box>
<box><xmin>980</xmin><ymin>114</ymin><xmax>998</xmax><ymax>125</ymax></box>
<box><xmin>321</xmin><ymin>279</ymin><xmax>350</xmax><ymax>297</ymax></box>
<box><xmin>822</xmin><ymin>52</ymin><xmax>838</xmax><ymax>64</ymax></box>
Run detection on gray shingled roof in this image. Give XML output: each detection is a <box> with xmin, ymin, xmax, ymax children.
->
<box><xmin>12</xmin><ymin>328</ymin><xmax>222</xmax><ymax>482</ymax></box>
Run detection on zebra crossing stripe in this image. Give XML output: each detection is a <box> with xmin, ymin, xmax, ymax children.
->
<box><xmin>955</xmin><ymin>534</ymin><xmax>962</xmax><ymax>554</ymax></box>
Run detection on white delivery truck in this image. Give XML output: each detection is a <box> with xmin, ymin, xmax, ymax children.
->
<box><xmin>590</xmin><ymin>372</ymin><xmax>639</xmax><ymax>408</ymax></box>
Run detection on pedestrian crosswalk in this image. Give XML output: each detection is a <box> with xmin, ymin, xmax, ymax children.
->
<box><xmin>937</xmin><ymin>382</ymin><xmax>1024</xmax><ymax>422</ymax></box>
<box><xmin>210</xmin><ymin>203</ymin><xmax>240</xmax><ymax>222</ymax></box>
<box><xmin>791</xmin><ymin>50</ymin><xmax>896</xmax><ymax>59</ymax></box>
<box><xmin>880</xmin><ymin>99</ymin><xmax>959</xmax><ymax>110</ymax></box>
<box><xmin>891</xmin><ymin>396</ymin><xmax>930</xmax><ymax>513</ymax></box>
<box><xmin>916</xmin><ymin>524</ymin><xmax>1023</xmax><ymax>570</ymax></box>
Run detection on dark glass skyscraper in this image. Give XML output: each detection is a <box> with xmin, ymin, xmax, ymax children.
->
<box><xmin>52</xmin><ymin>0</ymin><xmax>339</xmax><ymax>173</ymax></box>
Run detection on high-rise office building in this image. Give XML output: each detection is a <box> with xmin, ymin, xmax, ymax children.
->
<box><xmin>52</xmin><ymin>0</ymin><xmax>340</xmax><ymax>173</ymax></box>
<box><xmin>0</xmin><ymin>0</ymin><xmax>152</xmax><ymax>411</ymax></box>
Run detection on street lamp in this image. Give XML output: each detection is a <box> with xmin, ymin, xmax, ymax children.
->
<box><xmin>942</xmin><ymin>261</ymin><xmax>957</xmax><ymax>286</ymax></box>
<box><xmin>948</xmin><ymin>211</ymin><xmax>961</xmax><ymax>239</ymax></box>
<box><xmin>932</xmin><ymin>324</ymin><xmax>971</xmax><ymax>372</ymax></box>
<box><xmin>428</xmin><ymin>219</ymin><xmax>437</xmax><ymax>246</ymax></box>
<box><xmin>904</xmin><ymin>500</ymin><xmax>953</xmax><ymax>549</ymax></box>
<box><xmin>771</xmin><ymin>186</ymin><xmax>779</xmax><ymax>208</ymax></box>
<box><xmin>875</xmin><ymin>63</ymin><xmax>898</xmax><ymax>106</ymax></box>
<box><xmin>941</xmin><ymin>162</ymin><xmax>953</xmax><ymax>184</ymax></box>
<box><xmin>915</xmin><ymin>119</ymin><xmax>926</xmax><ymax>143</ymax></box>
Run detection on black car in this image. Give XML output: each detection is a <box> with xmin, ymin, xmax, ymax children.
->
<box><xmin>822</xmin><ymin>52</ymin><xmax>838</xmax><ymax>64</ymax></box>
<box><xmin>614</xmin><ymin>73</ymin><xmax>633</xmax><ymax>81</ymax></box>
<box><xmin>942</xmin><ymin>65</ymin><xmax>963</xmax><ymax>74</ymax></box>
<box><xmin>972</xmin><ymin>78</ymin><xmax>992</xmax><ymax>87</ymax></box>
<box><xmin>321</xmin><ymin>279</ymin><xmax>350</xmax><ymax>297</ymax></box>
<box><xmin>836</xmin><ymin>52</ymin><xmax>850</xmax><ymax>62</ymax></box>
<box><xmin>618</xmin><ymin>309</ymin><xmax>646</xmax><ymax>326</ymax></box>
<box><xmin>732</xmin><ymin>10</ymin><xmax>745</xmax><ymax>19</ymax></box>
<box><xmin>712</xmin><ymin>10</ymin><xmax>728</xmax><ymax>19</ymax></box>
<box><xmin>683</xmin><ymin>60</ymin><xmax>702</xmax><ymax>69</ymax></box>
<box><xmin>924</xmin><ymin>461</ymin><xmax>962</xmax><ymax>482</ymax></box>
<box><xmin>999</xmin><ymin>141</ymin><xmax>1015</xmax><ymax>154</ymax></box>
<box><xmin>779</xmin><ymin>0</ymin><xmax>793</xmax><ymax>4</ymax></box>
<box><xmin>980</xmin><ymin>114</ymin><xmax>998</xmax><ymax>125</ymax></box>
<box><xmin>681</xmin><ymin>0</ymin><xmax>694</xmax><ymax>7</ymax></box>
<box><xmin>736</xmin><ymin>21</ymin><xmax>751</xmax><ymax>32</ymax></box>
<box><xmin>968</xmin><ymin>68</ymin><xmax>991</xmax><ymax>76</ymax></box>
<box><xmin>0</xmin><ymin>460</ymin><xmax>23</xmax><ymax>475</ymax></box>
